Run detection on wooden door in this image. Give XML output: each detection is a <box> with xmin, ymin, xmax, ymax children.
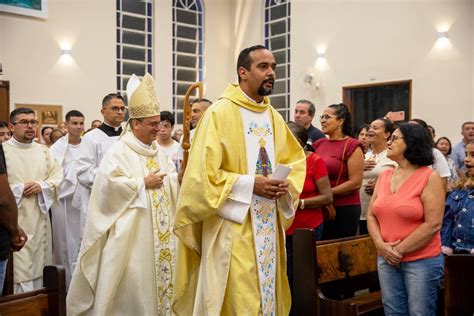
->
<box><xmin>342</xmin><ymin>80</ymin><xmax>412</xmax><ymax>132</ymax></box>
<box><xmin>0</xmin><ymin>81</ymin><xmax>9</xmax><ymax>122</ymax></box>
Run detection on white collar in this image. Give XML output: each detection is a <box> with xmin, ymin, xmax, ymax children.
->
<box><xmin>241</xmin><ymin>89</ymin><xmax>264</xmax><ymax>105</ymax></box>
<box><xmin>7</xmin><ymin>136</ymin><xmax>35</xmax><ymax>149</ymax></box>
<box><xmin>134</xmin><ymin>134</ymin><xmax>153</xmax><ymax>150</ymax></box>
<box><xmin>104</xmin><ymin>122</ymin><xmax>122</xmax><ymax>132</ymax></box>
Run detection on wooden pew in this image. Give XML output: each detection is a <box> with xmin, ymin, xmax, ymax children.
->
<box><xmin>0</xmin><ymin>265</ymin><xmax>66</xmax><ymax>316</ymax></box>
<box><xmin>293</xmin><ymin>229</ymin><xmax>382</xmax><ymax>316</ymax></box>
<box><xmin>444</xmin><ymin>254</ymin><xmax>474</xmax><ymax>316</ymax></box>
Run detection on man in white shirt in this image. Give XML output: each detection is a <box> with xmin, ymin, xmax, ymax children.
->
<box><xmin>49</xmin><ymin>110</ymin><xmax>85</xmax><ymax>288</ymax></box>
<box><xmin>410</xmin><ymin>119</ymin><xmax>450</xmax><ymax>190</ymax></box>
<box><xmin>156</xmin><ymin>111</ymin><xmax>180</xmax><ymax>170</ymax></box>
<box><xmin>73</xmin><ymin>93</ymin><xmax>125</xmax><ymax>237</ymax></box>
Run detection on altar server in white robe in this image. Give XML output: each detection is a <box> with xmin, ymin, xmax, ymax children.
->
<box><xmin>67</xmin><ymin>73</ymin><xmax>179</xmax><ymax>315</ymax></box>
<box><xmin>73</xmin><ymin>93</ymin><xmax>125</xmax><ymax>235</ymax></box>
<box><xmin>49</xmin><ymin>110</ymin><xmax>85</xmax><ymax>288</ymax></box>
<box><xmin>3</xmin><ymin>107</ymin><xmax>63</xmax><ymax>293</ymax></box>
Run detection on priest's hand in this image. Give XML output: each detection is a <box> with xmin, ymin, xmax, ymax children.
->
<box><xmin>144</xmin><ymin>170</ymin><xmax>167</xmax><ymax>189</ymax></box>
<box><xmin>10</xmin><ymin>225</ymin><xmax>27</xmax><ymax>252</ymax></box>
<box><xmin>253</xmin><ymin>176</ymin><xmax>289</xmax><ymax>200</ymax></box>
<box><xmin>23</xmin><ymin>182</ymin><xmax>42</xmax><ymax>197</ymax></box>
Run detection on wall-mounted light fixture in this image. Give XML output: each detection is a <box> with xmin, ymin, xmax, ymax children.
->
<box><xmin>317</xmin><ymin>52</ymin><xmax>325</xmax><ymax>60</ymax></box>
<box><xmin>62</xmin><ymin>49</ymin><xmax>71</xmax><ymax>56</ymax></box>
<box><xmin>437</xmin><ymin>31</ymin><xmax>448</xmax><ymax>41</ymax></box>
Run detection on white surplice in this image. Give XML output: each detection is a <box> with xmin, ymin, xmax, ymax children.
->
<box><xmin>3</xmin><ymin>137</ymin><xmax>63</xmax><ymax>292</ymax></box>
<box><xmin>49</xmin><ymin>135</ymin><xmax>82</xmax><ymax>288</ymax></box>
<box><xmin>67</xmin><ymin>131</ymin><xmax>179</xmax><ymax>315</ymax></box>
<box><xmin>72</xmin><ymin>128</ymin><xmax>120</xmax><ymax>237</ymax></box>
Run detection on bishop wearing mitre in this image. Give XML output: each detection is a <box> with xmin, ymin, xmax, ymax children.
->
<box><xmin>67</xmin><ymin>74</ymin><xmax>179</xmax><ymax>315</ymax></box>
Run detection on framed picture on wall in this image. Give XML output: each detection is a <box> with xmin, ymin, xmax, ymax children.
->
<box><xmin>15</xmin><ymin>103</ymin><xmax>62</xmax><ymax>130</ymax></box>
<box><xmin>0</xmin><ymin>0</ymin><xmax>47</xmax><ymax>19</ymax></box>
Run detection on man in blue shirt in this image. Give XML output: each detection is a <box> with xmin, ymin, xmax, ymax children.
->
<box><xmin>451</xmin><ymin>121</ymin><xmax>474</xmax><ymax>172</ymax></box>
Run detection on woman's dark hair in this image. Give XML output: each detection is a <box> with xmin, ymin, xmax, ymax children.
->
<box><xmin>398</xmin><ymin>123</ymin><xmax>434</xmax><ymax>166</ymax></box>
<box><xmin>435</xmin><ymin>136</ymin><xmax>452</xmax><ymax>155</ymax></box>
<box><xmin>328</xmin><ymin>103</ymin><xmax>352</xmax><ymax>137</ymax></box>
<box><xmin>356</xmin><ymin>124</ymin><xmax>370</xmax><ymax>138</ymax></box>
<box><xmin>287</xmin><ymin>122</ymin><xmax>314</xmax><ymax>152</ymax></box>
<box><xmin>410</xmin><ymin>118</ymin><xmax>435</xmax><ymax>147</ymax></box>
<box><xmin>41</xmin><ymin>126</ymin><xmax>53</xmax><ymax>137</ymax></box>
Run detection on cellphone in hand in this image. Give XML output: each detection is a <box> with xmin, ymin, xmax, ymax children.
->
<box><xmin>388</xmin><ymin>111</ymin><xmax>405</xmax><ymax>121</ymax></box>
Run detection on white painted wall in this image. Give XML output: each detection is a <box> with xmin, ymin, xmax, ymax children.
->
<box><xmin>154</xmin><ymin>0</ymin><xmax>173</xmax><ymax>112</ymax></box>
<box><xmin>0</xmin><ymin>0</ymin><xmax>116</xmax><ymax>127</ymax></box>
<box><xmin>291</xmin><ymin>0</ymin><xmax>473</xmax><ymax>142</ymax></box>
<box><xmin>472</xmin><ymin>0</ymin><xmax>474</xmax><ymax>121</ymax></box>
<box><xmin>0</xmin><ymin>0</ymin><xmax>472</xmax><ymax>141</ymax></box>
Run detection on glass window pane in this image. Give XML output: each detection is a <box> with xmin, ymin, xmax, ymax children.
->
<box><xmin>123</xmin><ymin>31</ymin><xmax>145</xmax><ymax>46</ymax></box>
<box><xmin>122</xmin><ymin>47</ymin><xmax>146</xmax><ymax>61</ymax></box>
<box><xmin>177</xmin><ymin>40</ymin><xmax>197</xmax><ymax>54</ymax></box>
<box><xmin>177</xmin><ymin>54</ymin><xmax>196</xmax><ymax>68</ymax></box>
<box><xmin>176</xmin><ymin>97</ymin><xmax>185</xmax><ymax>110</ymax></box>
<box><xmin>177</xmin><ymin>111</ymin><xmax>183</xmax><ymax>124</ymax></box>
<box><xmin>270</xmin><ymin>35</ymin><xmax>286</xmax><ymax>50</ymax></box>
<box><xmin>270</xmin><ymin>95</ymin><xmax>286</xmax><ymax>109</ymax></box>
<box><xmin>273</xmin><ymin>80</ymin><xmax>286</xmax><ymax>94</ymax></box>
<box><xmin>273</xmin><ymin>50</ymin><xmax>286</xmax><ymax>64</ymax></box>
<box><xmin>270</xmin><ymin>4</ymin><xmax>287</xmax><ymax>20</ymax></box>
<box><xmin>176</xmin><ymin>9</ymin><xmax>197</xmax><ymax>25</ymax></box>
<box><xmin>122</xmin><ymin>0</ymin><xmax>145</xmax><ymax>15</ymax></box>
<box><xmin>270</xmin><ymin>20</ymin><xmax>286</xmax><ymax>36</ymax></box>
<box><xmin>275</xmin><ymin>65</ymin><xmax>286</xmax><ymax>79</ymax></box>
<box><xmin>177</xmin><ymin>69</ymin><xmax>197</xmax><ymax>82</ymax></box>
<box><xmin>123</xmin><ymin>62</ymin><xmax>146</xmax><ymax>76</ymax></box>
<box><xmin>177</xmin><ymin>25</ymin><xmax>197</xmax><ymax>40</ymax></box>
<box><xmin>122</xmin><ymin>15</ymin><xmax>145</xmax><ymax>31</ymax></box>
<box><xmin>177</xmin><ymin>83</ymin><xmax>191</xmax><ymax>95</ymax></box>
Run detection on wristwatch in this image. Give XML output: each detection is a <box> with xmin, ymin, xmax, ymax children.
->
<box><xmin>300</xmin><ymin>199</ymin><xmax>305</xmax><ymax>209</ymax></box>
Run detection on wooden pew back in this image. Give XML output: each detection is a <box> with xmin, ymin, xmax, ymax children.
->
<box><xmin>293</xmin><ymin>229</ymin><xmax>382</xmax><ymax>316</ymax></box>
<box><xmin>316</xmin><ymin>235</ymin><xmax>378</xmax><ymax>284</ymax></box>
<box><xmin>444</xmin><ymin>254</ymin><xmax>474</xmax><ymax>316</ymax></box>
<box><xmin>0</xmin><ymin>265</ymin><xmax>66</xmax><ymax>316</ymax></box>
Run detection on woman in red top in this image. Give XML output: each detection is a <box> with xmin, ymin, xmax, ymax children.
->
<box><xmin>313</xmin><ymin>103</ymin><xmax>364</xmax><ymax>239</ymax></box>
<box><xmin>367</xmin><ymin>123</ymin><xmax>445</xmax><ymax>315</ymax></box>
<box><xmin>285</xmin><ymin>123</ymin><xmax>332</xmax><ymax>303</ymax></box>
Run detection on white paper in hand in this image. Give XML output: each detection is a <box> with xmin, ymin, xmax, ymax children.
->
<box><xmin>271</xmin><ymin>164</ymin><xmax>292</xmax><ymax>180</ymax></box>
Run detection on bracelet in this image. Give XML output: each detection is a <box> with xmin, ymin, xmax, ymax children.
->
<box><xmin>300</xmin><ymin>199</ymin><xmax>305</xmax><ymax>209</ymax></box>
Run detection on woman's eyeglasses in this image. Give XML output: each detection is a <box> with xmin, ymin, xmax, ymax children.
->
<box><xmin>319</xmin><ymin>114</ymin><xmax>337</xmax><ymax>121</ymax></box>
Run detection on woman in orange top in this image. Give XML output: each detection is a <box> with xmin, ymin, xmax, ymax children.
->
<box><xmin>367</xmin><ymin>123</ymin><xmax>445</xmax><ymax>316</ymax></box>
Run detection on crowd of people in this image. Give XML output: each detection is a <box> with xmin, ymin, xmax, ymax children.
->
<box><xmin>0</xmin><ymin>45</ymin><xmax>472</xmax><ymax>315</ymax></box>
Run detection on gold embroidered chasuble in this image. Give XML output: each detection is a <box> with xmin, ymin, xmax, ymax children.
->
<box><xmin>173</xmin><ymin>84</ymin><xmax>306</xmax><ymax>315</ymax></box>
<box><xmin>67</xmin><ymin>131</ymin><xmax>179</xmax><ymax>315</ymax></box>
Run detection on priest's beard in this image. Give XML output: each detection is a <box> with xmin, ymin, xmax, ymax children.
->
<box><xmin>257</xmin><ymin>80</ymin><xmax>274</xmax><ymax>96</ymax></box>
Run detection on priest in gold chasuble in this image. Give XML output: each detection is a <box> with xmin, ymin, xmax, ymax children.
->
<box><xmin>67</xmin><ymin>73</ymin><xmax>179</xmax><ymax>315</ymax></box>
<box><xmin>173</xmin><ymin>46</ymin><xmax>306</xmax><ymax>315</ymax></box>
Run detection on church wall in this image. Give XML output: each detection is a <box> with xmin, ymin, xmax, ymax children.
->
<box><xmin>0</xmin><ymin>0</ymin><xmax>472</xmax><ymax>138</ymax></box>
<box><xmin>201</xmin><ymin>0</ymin><xmax>233</xmax><ymax>103</ymax></box>
<box><xmin>472</xmin><ymin>0</ymin><xmax>474</xmax><ymax>120</ymax></box>
<box><xmin>154</xmin><ymin>0</ymin><xmax>173</xmax><ymax>113</ymax></box>
<box><xmin>291</xmin><ymin>0</ymin><xmax>473</xmax><ymax>142</ymax></box>
<box><xmin>0</xmin><ymin>0</ymin><xmax>116</xmax><ymax>127</ymax></box>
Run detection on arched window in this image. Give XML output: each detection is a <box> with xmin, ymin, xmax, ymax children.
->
<box><xmin>264</xmin><ymin>0</ymin><xmax>290</xmax><ymax>120</ymax></box>
<box><xmin>172</xmin><ymin>0</ymin><xmax>204</xmax><ymax>124</ymax></box>
<box><xmin>116</xmin><ymin>0</ymin><xmax>153</xmax><ymax>98</ymax></box>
